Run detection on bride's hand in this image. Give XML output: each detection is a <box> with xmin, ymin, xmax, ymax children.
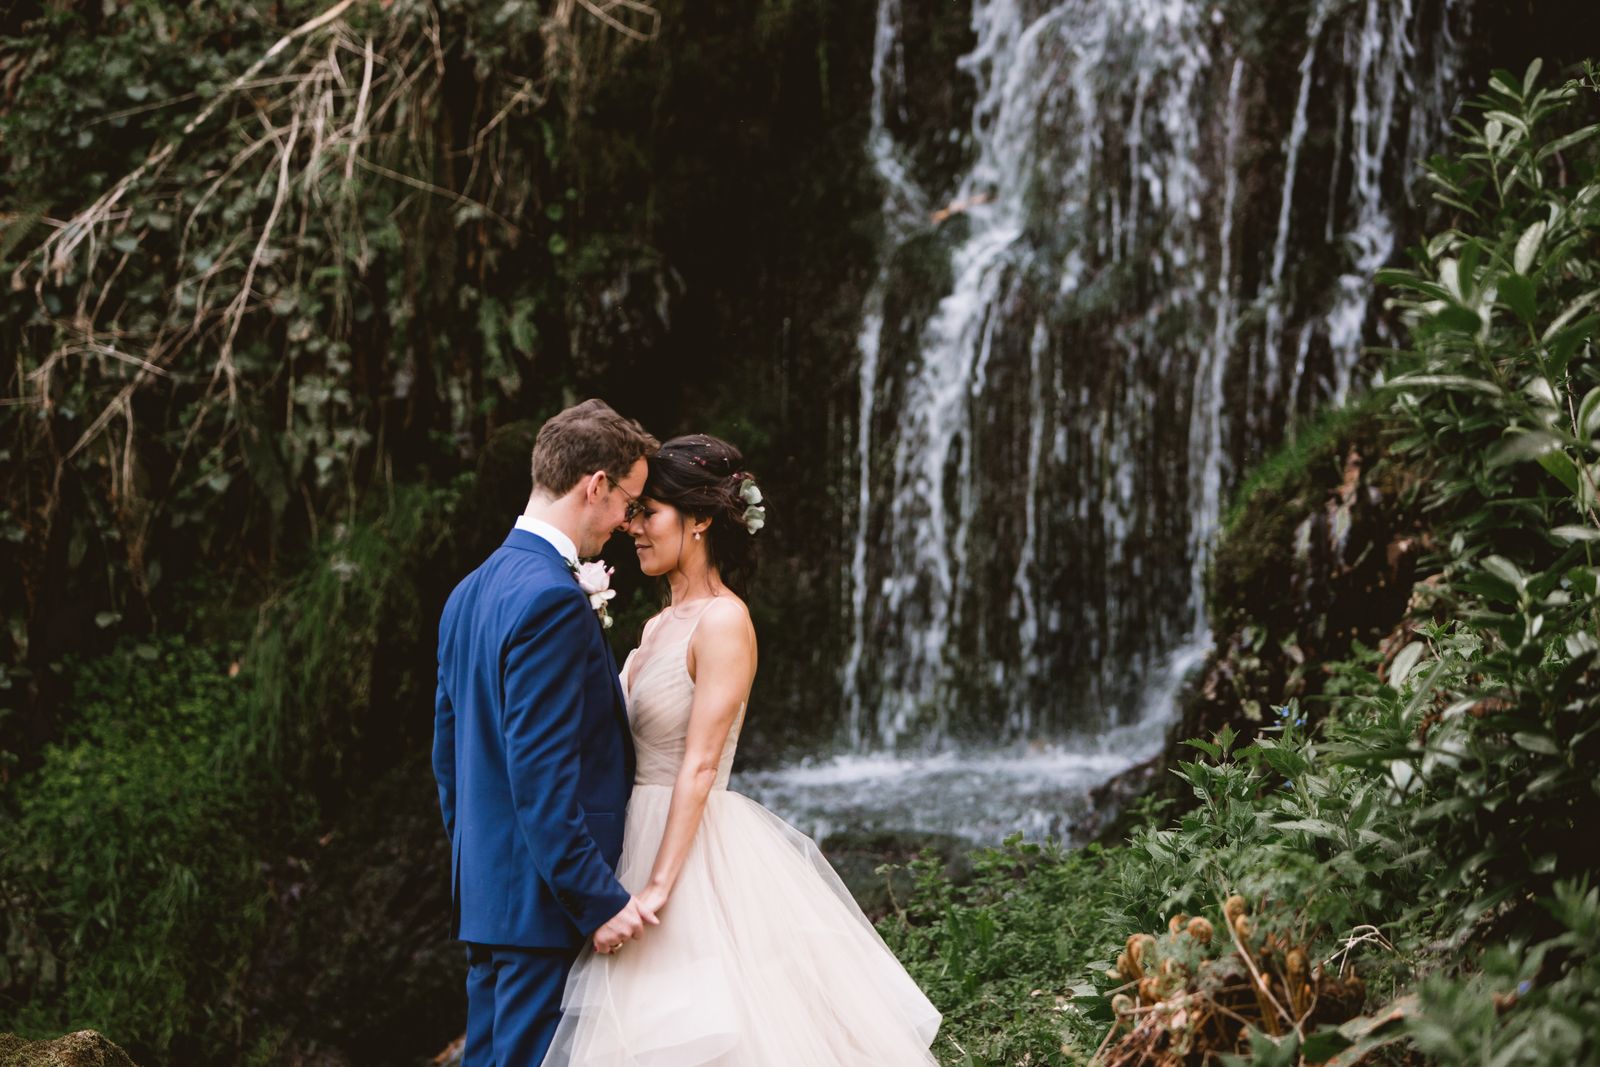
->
<box><xmin>636</xmin><ymin>882</ymin><xmax>670</xmax><ymax>916</ymax></box>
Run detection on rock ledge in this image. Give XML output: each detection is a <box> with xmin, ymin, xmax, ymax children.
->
<box><xmin>0</xmin><ymin>1031</ymin><xmax>139</xmax><ymax>1067</ymax></box>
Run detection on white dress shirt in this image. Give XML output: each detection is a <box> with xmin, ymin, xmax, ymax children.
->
<box><xmin>514</xmin><ymin>515</ymin><xmax>579</xmax><ymax>568</ymax></box>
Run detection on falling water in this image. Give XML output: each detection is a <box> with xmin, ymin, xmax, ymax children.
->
<box><xmin>839</xmin><ymin>0</ymin><xmax>1471</xmax><ymax>753</ymax></box>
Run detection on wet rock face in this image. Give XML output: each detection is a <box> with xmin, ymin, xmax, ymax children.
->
<box><xmin>1082</xmin><ymin>409</ymin><xmax>1427</xmax><ymax>840</ymax></box>
<box><xmin>843</xmin><ymin>0</ymin><xmax>1471</xmax><ymax>749</ymax></box>
<box><xmin>1193</xmin><ymin>410</ymin><xmax>1423</xmax><ymax>741</ymax></box>
<box><xmin>0</xmin><ymin>1031</ymin><xmax>139</xmax><ymax>1067</ymax></box>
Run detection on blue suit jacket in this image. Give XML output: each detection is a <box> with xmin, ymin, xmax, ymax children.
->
<box><xmin>432</xmin><ymin>528</ymin><xmax>635</xmax><ymax>948</ymax></box>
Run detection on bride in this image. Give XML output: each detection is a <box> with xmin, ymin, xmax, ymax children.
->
<box><xmin>545</xmin><ymin>433</ymin><xmax>941</xmax><ymax>1066</ymax></box>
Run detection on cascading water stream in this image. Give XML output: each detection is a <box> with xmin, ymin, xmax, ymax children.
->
<box><xmin>747</xmin><ymin>0</ymin><xmax>1472</xmax><ymax>843</ymax></box>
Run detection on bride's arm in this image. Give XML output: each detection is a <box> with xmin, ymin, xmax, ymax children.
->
<box><xmin>638</xmin><ymin>600</ymin><xmax>757</xmax><ymax>913</ymax></box>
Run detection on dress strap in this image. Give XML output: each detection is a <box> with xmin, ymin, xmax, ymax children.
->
<box><xmin>676</xmin><ymin>596</ymin><xmax>721</xmax><ymax>643</ymax></box>
<box><xmin>673</xmin><ymin>597</ymin><xmax>725</xmax><ymax>687</ymax></box>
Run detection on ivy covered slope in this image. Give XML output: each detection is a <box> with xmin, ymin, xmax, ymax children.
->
<box><xmin>0</xmin><ymin>2</ymin><xmax>878</xmax><ymax>1064</ymax></box>
<box><xmin>0</xmin><ymin>0</ymin><xmax>879</xmax><ymax>772</ymax></box>
<box><xmin>881</xmin><ymin>62</ymin><xmax>1600</xmax><ymax>1067</ymax></box>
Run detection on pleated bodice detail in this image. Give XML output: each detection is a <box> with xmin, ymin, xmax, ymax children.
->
<box><xmin>621</xmin><ymin>600</ymin><xmax>743</xmax><ymax>789</ymax></box>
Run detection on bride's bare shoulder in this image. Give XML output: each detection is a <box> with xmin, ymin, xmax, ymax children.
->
<box><xmin>698</xmin><ymin>595</ymin><xmax>755</xmax><ymax>643</ymax></box>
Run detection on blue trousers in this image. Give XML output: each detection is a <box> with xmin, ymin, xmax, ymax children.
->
<box><xmin>463</xmin><ymin>942</ymin><xmax>576</xmax><ymax>1067</ymax></box>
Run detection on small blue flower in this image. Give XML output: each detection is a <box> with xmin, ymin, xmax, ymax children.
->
<box><xmin>1517</xmin><ymin>980</ymin><xmax>1533</xmax><ymax>996</ymax></box>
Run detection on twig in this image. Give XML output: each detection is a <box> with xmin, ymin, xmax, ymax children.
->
<box><xmin>575</xmin><ymin>0</ymin><xmax>660</xmax><ymax>41</ymax></box>
<box><xmin>214</xmin><ymin>109</ymin><xmax>301</xmax><ymax>406</ymax></box>
<box><xmin>1323</xmin><ymin>924</ymin><xmax>1396</xmax><ymax>976</ymax></box>
<box><xmin>1091</xmin><ymin>1018</ymin><xmax>1123</xmax><ymax>1064</ymax></box>
<box><xmin>351</xmin><ymin>155</ymin><xmax>520</xmax><ymax>230</ymax></box>
<box><xmin>19</xmin><ymin>0</ymin><xmax>365</xmax><ymax>285</ymax></box>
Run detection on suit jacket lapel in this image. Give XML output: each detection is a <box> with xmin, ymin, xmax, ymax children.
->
<box><xmin>503</xmin><ymin>526</ymin><xmax>635</xmax><ymax>774</ymax></box>
<box><xmin>601</xmin><ymin>636</ymin><xmax>636</xmax><ymax>777</ymax></box>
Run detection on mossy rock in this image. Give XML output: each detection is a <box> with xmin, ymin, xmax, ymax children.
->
<box><xmin>1096</xmin><ymin>399</ymin><xmax>1432</xmax><ymax>828</ymax></box>
<box><xmin>0</xmin><ymin>1032</ymin><xmax>139</xmax><ymax>1067</ymax></box>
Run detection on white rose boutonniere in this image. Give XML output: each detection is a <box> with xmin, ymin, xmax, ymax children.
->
<box><xmin>574</xmin><ymin>560</ymin><xmax>617</xmax><ymax>629</ymax></box>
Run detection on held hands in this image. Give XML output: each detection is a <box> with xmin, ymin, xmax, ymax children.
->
<box><xmin>592</xmin><ymin>895</ymin><xmax>660</xmax><ymax>955</ymax></box>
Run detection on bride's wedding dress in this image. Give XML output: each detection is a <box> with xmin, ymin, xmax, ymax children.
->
<box><xmin>545</xmin><ymin>602</ymin><xmax>942</xmax><ymax>1066</ymax></box>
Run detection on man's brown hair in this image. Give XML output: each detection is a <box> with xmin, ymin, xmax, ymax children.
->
<box><xmin>531</xmin><ymin>399</ymin><xmax>658</xmax><ymax>496</ymax></box>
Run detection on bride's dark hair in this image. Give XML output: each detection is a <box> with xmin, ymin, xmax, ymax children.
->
<box><xmin>645</xmin><ymin>434</ymin><xmax>763</xmax><ymax>596</ymax></box>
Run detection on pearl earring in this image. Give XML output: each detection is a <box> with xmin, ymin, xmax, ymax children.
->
<box><xmin>694</xmin><ymin>531</ymin><xmax>702</xmax><ymax>541</ymax></box>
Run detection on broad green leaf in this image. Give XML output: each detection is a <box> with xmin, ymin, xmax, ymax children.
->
<box><xmin>1538</xmin><ymin>123</ymin><xmax>1600</xmax><ymax>162</ymax></box>
<box><xmin>1439</xmin><ymin>257</ymin><xmax>1462</xmax><ymax>300</ymax></box>
<box><xmin>1579</xmin><ymin>386</ymin><xmax>1600</xmax><ymax>439</ymax></box>
<box><xmin>1481</xmin><ymin>555</ymin><xmax>1526</xmax><ymax>591</ymax></box>
<box><xmin>1389</xmin><ymin>642</ymin><xmax>1427</xmax><ymax>687</ymax></box>
<box><xmin>1487</xmin><ymin>430</ymin><xmax>1564</xmax><ymax>468</ymax></box>
<box><xmin>1500</xmin><ymin>273</ymin><xmax>1536</xmax><ymax>323</ymax></box>
<box><xmin>1381</xmin><ymin>373</ymin><xmax>1502</xmax><ymax>396</ymax></box>
<box><xmin>1483</xmin><ymin>110</ymin><xmax>1528</xmax><ymax>136</ymax></box>
<box><xmin>1523</xmin><ymin>57</ymin><xmax>1543</xmax><ymax>94</ymax></box>
<box><xmin>1511</xmin><ymin>731</ymin><xmax>1559</xmax><ymax>755</ymax></box>
<box><xmin>1489</xmin><ymin>72</ymin><xmax>1520</xmax><ymax>99</ymax></box>
<box><xmin>1542</xmin><ymin>290</ymin><xmax>1598</xmax><ymax>342</ymax></box>
<box><xmin>1551</xmin><ymin>525</ymin><xmax>1600</xmax><ymax>542</ymax></box>
<box><xmin>1538</xmin><ymin>449</ymin><xmax>1581</xmax><ymax>493</ymax></box>
<box><xmin>1513</xmin><ymin>219</ymin><xmax>1545</xmax><ymax>275</ymax></box>
<box><xmin>1374</xmin><ymin>268</ymin><xmax>1452</xmax><ymax>303</ymax></box>
<box><xmin>1432</xmin><ymin>303</ymin><xmax>1483</xmax><ymax>334</ymax></box>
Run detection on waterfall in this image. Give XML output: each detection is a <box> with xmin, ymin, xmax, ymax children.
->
<box><xmin>841</xmin><ymin>0</ymin><xmax>1471</xmax><ymax>752</ymax></box>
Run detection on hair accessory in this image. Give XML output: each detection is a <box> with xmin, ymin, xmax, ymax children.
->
<box><xmin>738</xmin><ymin>476</ymin><xmax>766</xmax><ymax>535</ymax></box>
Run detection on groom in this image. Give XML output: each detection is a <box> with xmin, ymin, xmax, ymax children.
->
<box><xmin>433</xmin><ymin>399</ymin><xmax>660</xmax><ymax>1066</ymax></box>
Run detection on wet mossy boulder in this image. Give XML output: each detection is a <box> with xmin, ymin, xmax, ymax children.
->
<box><xmin>1091</xmin><ymin>402</ymin><xmax>1431</xmax><ymax>840</ymax></box>
<box><xmin>0</xmin><ymin>1032</ymin><xmax>139</xmax><ymax>1067</ymax></box>
<box><xmin>1189</xmin><ymin>402</ymin><xmax>1426</xmax><ymax>742</ymax></box>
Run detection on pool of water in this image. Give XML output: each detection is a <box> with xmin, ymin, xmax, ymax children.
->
<box><xmin>738</xmin><ymin>641</ymin><xmax>1206</xmax><ymax>844</ymax></box>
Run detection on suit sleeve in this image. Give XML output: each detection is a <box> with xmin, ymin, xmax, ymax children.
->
<box><xmin>503</xmin><ymin>587</ymin><xmax>631</xmax><ymax>937</ymax></box>
<box><xmin>432</xmin><ymin>607</ymin><xmax>458</xmax><ymax>843</ymax></box>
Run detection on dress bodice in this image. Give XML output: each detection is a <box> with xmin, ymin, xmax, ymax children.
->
<box><xmin>621</xmin><ymin>600</ymin><xmax>744</xmax><ymax>789</ymax></box>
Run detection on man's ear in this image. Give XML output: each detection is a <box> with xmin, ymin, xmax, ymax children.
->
<box><xmin>582</xmin><ymin>470</ymin><xmax>607</xmax><ymax>503</ymax></box>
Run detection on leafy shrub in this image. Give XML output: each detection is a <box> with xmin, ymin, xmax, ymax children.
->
<box><xmin>1372</xmin><ymin>57</ymin><xmax>1600</xmax><ymax>934</ymax></box>
<box><xmin>0</xmin><ymin>640</ymin><xmax>277</xmax><ymax>1063</ymax></box>
<box><xmin>881</xmin><ymin>59</ymin><xmax>1600</xmax><ymax>1066</ymax></box>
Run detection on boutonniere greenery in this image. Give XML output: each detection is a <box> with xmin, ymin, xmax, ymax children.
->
<box><xmin>573</xmin><ymin>560</ymin><xmax>617</xmax><ymax>629</ymax></box>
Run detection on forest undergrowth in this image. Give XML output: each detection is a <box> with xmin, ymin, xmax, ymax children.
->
<box><xmin>882</xmin><ymin>61</ymin><xmax>1600</xmax><ymax>1067</ymax></box>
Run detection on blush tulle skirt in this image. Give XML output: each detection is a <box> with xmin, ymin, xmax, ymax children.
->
<box><xmin>544</xmin><ymin>784</ymin><xmax>942</xmax><ymax>1066</ymax></box>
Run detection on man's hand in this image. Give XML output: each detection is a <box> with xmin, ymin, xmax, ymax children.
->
<box><xmin>592</xmin><ymin>895</ymin><xmax>659</xmax><ymax>954</ymax></box>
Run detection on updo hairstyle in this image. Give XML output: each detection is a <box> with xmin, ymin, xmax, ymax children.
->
<box><xmin>644</xmin><ymin>434</ymin><xmax>763</xmax><ymax>595</ymax></box>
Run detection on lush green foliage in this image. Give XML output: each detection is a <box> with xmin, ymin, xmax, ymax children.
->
<box><xmin>0</xmin><ymin>0</ymin><xmax>626</xmax><ymax>751</ymax></box>
<box><xmin>0</xmin><ymin>641</ymin><xmax>276</xmax><ymax>1062</ymax></box>
<box><xmin>0</xmin><ymin>481</ymin><xmax>466</xmax><ymax>1062</ymax></box>
<box><xmin>881</xmin><ymin>60</ymin><xmax>1600</xmax><ymax>1066</ymax></box>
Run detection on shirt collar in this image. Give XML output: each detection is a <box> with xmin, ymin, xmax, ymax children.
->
<box><xmin>514</xmin><ymin>515</ymin><xmax>578</xmax><ymax>568</ymax></box>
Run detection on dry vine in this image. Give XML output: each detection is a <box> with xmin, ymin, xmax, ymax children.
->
<box><xmin>5</xmin><ymin>0</ymin><xmax>657</xmax><ymax>588</ymax></box>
